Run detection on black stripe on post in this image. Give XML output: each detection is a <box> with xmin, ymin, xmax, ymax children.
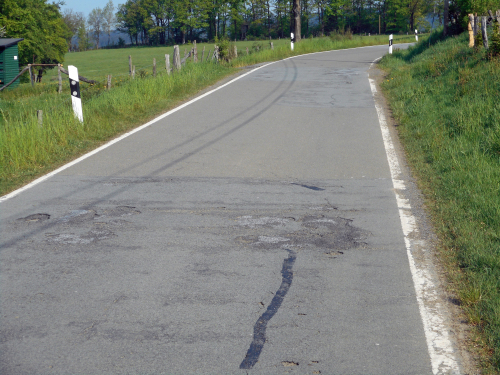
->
<box><xmin>69</xmin><ymin>79</ymin><xmax>81</xmax><ymax>99</ymax></box>
<box><xmin>389</xmin><ymin>39</ymin><xmax>393</xmax><ymax>46</ymax></box>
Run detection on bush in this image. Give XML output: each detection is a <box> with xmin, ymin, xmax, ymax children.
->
<box><xmin>215</xmin><ymin>37</ymin><xmax>230</xmax><ymax>61</ymax></box>
<box><xmin>489</xmin><ymin>21</ymin><xmax>500</xmax><ymax>58</ymax></box>
<box><xmin>252</xmin><ymin>41</ymin><xmax>264</xmax><ymax>52</ymax></box>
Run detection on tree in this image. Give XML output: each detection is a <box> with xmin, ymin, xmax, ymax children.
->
<box><xmin>77</xmin><ymin>22</ymin><xmax>92</xmax><ymax>51</ymax></box>
<box><xmin>62</xmin><ymin>9</ymin><xmax>85</xmax><ymax>50</ymax></box>
<box><xmin>88</xmin><ymin>7</ymin><xmax>105</xmax><ymax>48</ymax></box>
<box><xmin>103</xmin><ymin>0</ymin><xmax>116</xmax><ymax>45</ymax></box>
<box><xmin>0</xmin><ymin>0</ymin><xmax>69</xmax><ymax>70</ymax></box>
<box><xmin>172</xmin><ymin>0</ymin><xmax>210</xmax><ymax>43</ymax></box>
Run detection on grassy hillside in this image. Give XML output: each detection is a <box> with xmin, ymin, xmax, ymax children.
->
<box><xmin>380</xmin><ymin>31</ymin><xmax>500</xmax><ymax>372</ymax></box>
<box><xmin>0</xmin><ymin>34</ymin><xmax>417</xmax><ymax>195</ymax></box>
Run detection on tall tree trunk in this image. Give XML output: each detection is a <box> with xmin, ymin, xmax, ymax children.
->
<box><xmin>268</xmin><ymin>0</ymin><xmax>271</xmax><ymax>36</ymax></box>
<box><xmin>291</xmin><ymin>0</ymin><xmax>300</xmax><ymax>41</ymax></box>
<box><xmin>443</xmin><ymin>0</ymin><xmax>449</xmax><ymax>35</ymax></box>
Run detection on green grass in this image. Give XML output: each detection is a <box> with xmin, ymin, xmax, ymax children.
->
<box><xmin>39</xmin><ymin>34</ymin><xmax>416</xmax><ymax>82</ymax></box>
<box><xmin>379</xmin><ymin>31</ymin><xmax>500</xmax><ymax>373</ymax></box>
<box><xmin>0</xmin><ymin>34</ymin><xmax>419</xmax><ymax>195</ymax></box>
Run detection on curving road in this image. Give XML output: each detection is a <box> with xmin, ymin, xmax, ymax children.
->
<box><xmin>0</xmin><ymin>44</ymin><xmax>461</xmax><ymax>374</ymax></box>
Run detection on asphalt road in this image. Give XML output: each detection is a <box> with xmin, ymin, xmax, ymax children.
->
<box><xmin>0</xmin><ymin>44</ymin><xmax>458</xmax><ymax>374</ymax></box>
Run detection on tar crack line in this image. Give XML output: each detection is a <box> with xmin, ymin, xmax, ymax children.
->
<box><xmin>239</xmin><ymin>249</ymin><xmax>297</xmax><ymax>370</ymax></box>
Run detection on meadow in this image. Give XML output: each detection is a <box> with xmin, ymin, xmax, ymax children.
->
<box><xmin>380</xmin><ymin>31</ymin><xmax>500</xmax><ymax>372</ymax></box>
<box><xmin>0</xmin><ymin>33</ymin><xmax>417</xmax><ymax>195</ymax></box>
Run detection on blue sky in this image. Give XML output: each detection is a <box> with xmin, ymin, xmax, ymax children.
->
<box><xmin>61</xmin><ymin>0</ymin><xmax>124</xmax><ymax>17</ymax></box>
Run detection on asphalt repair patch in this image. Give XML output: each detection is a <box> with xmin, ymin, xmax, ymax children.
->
<box><xmin>235</xmin><ymin>211</ymin><xmax>367</xmax><ymax>369</ymax></box>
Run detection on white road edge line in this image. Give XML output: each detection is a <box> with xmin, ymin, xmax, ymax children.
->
<box><xmin>0</xmin><ymin>43</ymin><xmax>403</xmax><ymax>204</ymax></box>
<box><xmin>369</xmin><ymin>57</ymin><xmax>461</xmax><ymax>375</ymax></box>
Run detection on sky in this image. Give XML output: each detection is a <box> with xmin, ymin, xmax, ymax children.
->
<box><xmin>61</xmin><ymin>0</ymin><xmax>124</xmax><ymax>17</ymax></box>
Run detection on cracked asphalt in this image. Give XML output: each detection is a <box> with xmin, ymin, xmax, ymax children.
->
<box><xmin>0</xmin><ymin>44</ymin><xmax>442</xmax><ymax>374</ymax></box>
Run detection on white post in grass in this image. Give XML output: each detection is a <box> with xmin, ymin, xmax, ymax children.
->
<box><xmin>291</xmin><ymin>32</ymin><xmax>294</xmax><ymax>51</ymax></box>
<box><xmin>389</xmin><ymin>34</ymin><xmax>393</xmax><ymax>54</ymax></box>
<box><xmin>415</xmin><ymin>29</ymin><xmax>418</xmax><ymax>41</ymax></box>
<box><xmin>68</xmin><ymin>65</ymin><xmax>83</xmax><ymax>123</ymax></box>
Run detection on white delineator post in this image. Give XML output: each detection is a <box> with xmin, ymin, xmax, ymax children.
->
<box><xmin>291</xmin><ymin>32</ymin><xmax>295</xmax><ymax>51</ymax></box>
<box><xmin>415</xmin><ymin>29</ymin><xmax>418</xmax><ymax>41</ymax></box>
<box><xmin>389</xmin><ymin>34</ymin><xmax>393</xmax><ymax>54</ymax></box>
<box><xmin>68</xmin><ymin>65</ymin><xmax>83</xmax><ymax>123</ymax></box>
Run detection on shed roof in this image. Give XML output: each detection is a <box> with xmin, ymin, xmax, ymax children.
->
<box><xmin>0</xmin><ymin>38</ymin><xmax>24</xmax><ymax>48</ymax></box>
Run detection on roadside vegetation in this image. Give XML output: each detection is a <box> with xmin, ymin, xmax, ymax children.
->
<box><xmin>0</xmin><ymin>34</ymin><xmax>416</xmax><ymax>195</ymax></box>
<box><xmin>380</xmin><ymin>30</ymin><xmax>500</xmax><ymax>372</ymax></box>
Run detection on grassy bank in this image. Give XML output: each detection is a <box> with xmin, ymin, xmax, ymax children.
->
<box><xmin>0</xmin><ymin>34</ymin><xmax>418</xmax><ymax>196</ymax></box>
<box><xmin>379</xmin><ymin>31</ymin><xmax>500</xmax><ymax>372</ymax></box>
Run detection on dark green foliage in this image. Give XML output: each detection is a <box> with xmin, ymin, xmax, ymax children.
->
<box><xmin>215</xmin><ymin>37</ymin><xmax>230</xmax><ymax>61</ymax></box>
<box><xmin>0</xmin><ymin>0</ymin><xmax>69</xmax><ymax>67</ymax></box>
<box><xmin>490</xmin><ymin>21</ymin><xmax>500</xmax><ymax>58</ymax></box>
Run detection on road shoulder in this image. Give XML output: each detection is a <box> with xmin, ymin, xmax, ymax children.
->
<box><xmin>369</xmin><ymin>62</ymin><xmax>479</xmax><ymax>375</ymax></box>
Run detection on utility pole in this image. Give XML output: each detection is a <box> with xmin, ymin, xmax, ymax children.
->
<box><xmin>379</xmin><ymin>15</ymin><xmax>381</xmax><ymax>34</ymax></box>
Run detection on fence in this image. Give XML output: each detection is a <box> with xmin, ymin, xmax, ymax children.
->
<box><xmin>468</xmin><ymin>10</ymin><xmax>500</xmax><ymax>49</ymax></box>
<box><xmin>0</xmin><ymin>41</ymin><xmax>272</xmax><ymax>126</ymax></box>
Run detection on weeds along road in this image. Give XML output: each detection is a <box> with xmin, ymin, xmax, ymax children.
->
<box><xmin>0</xmin><ymin>44</ymin><xmax>462</xmax><ymax>374</ymax></box>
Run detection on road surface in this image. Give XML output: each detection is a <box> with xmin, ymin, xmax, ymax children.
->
<box><xmin>0</xmin><ymin>44</ymin><xmax>461</xmax><ymax>374</ymax></box>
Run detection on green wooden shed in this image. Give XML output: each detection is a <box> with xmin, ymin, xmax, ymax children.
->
<box><xmin>0</xmin><ymin>38</ymin><xmax>24</xmax><ymax>89</ymax></box>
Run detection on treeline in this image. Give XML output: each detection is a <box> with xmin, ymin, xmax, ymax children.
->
<box><xmin>115</xmin><ymin>0</ymin><xmax>439</xmax><ymax>45</ymax></box>
<box><xmin>0</xmin><ymin>0</ymin><xmax>499</xmax><ymax>66</ymax></box>
<box><xmin>112</xmin><ymin>0</ymin><xmax>500</xmax><ymax>45</ymax></box>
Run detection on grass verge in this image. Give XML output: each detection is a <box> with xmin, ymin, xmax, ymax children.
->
<box><xmin>379</xmin><ymin>30</ymin><xmax>500</xmax><ymax>373</ymax></box>
<box><xmin>0</xmin><ymin>34</ymin><xmax>419</xmax><ymax>196</ymax></box>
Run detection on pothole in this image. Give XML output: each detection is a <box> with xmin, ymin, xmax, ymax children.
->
<box><xmin>235</xmin><ymin>215</ymin><xmax>367</xmax><ymax>252</ymax></box>
<box><xmin>17</xmin><ymin>213</ymin><xmax>50</xmax><ymax>222</ymax></box>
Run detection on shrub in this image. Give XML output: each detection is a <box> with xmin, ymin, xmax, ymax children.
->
<box><xmin>215</xmin><ymin>37</ymin><xmax>230</xmax><ymax>61</ymax></box>
<box><xmin>489</xmin><ymin>21</ymin><xmax>500</xmax><ymax>58</ymax></box>
<box><xmin>252</xmin><ymin>41</ymin><xmax>263</xmax><ymax>52</ymax></box>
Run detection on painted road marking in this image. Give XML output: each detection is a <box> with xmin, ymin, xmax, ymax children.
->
<box><xmin>369</xmin><ymin>61</ymin><xmax>461</xmax><ymax>375</ymax></box>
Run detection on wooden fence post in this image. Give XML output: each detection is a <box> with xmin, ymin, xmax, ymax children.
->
<box><xmin>165</xmin><ymin>54</ymin><xmax>171</xmax><ymax>74</ymax></box>
<box><xmin>132</xmin><ymin>65</ymin><xmax>135</xmax><ymax>79</ymax></box>
<box><xmin>173</xmin><ymin>45</ymin><xmax>181</xmax><ymax>71</ymax></box>
<box><xmin>233</xmin><ymin>45</ymin><xmax>237</xmax><ymax>58</ymax></box>
<box><xmin>201</xmin><ymin>46</ymin><xmax>205</xmax><ymax>62</ymax></box>
<box><xmin>468</xmin><ymin>14</ymin><xmax>474</xmax><ymax>47</ymax></box>
<box><xmin>37</xmin><ymin>110</ymin><xmax>43</xmax><ymax>127</ymax></box>
<box><xmin>193</xmin><ymin>40</ymin><xmax>198</xmax><ymax>62</ymax></box>
<box><xmin>58</xmin><ymin>64</ymin><xmax>62</xmax><ymax>93</ymax></box>
<box><xmin>107</xmin><ymin>74</ymin><xmax>112</xmax><ymax>90</ymax></box>
<box><xmin>153</xmin><ymin>58</ymin><xmax>157</xmax><ymax>77</ymax></box>
<box><xmin>246</xmin><ymin>47</ymin><xmax>249</xmax><ymax>55</ymax></box>
<box><xmin>473</xmin><ymin>14</ymin><xmax>479</xmax><ymax>38</ymax></box>
<box><xmin>29</xmin><ymin>64</ymin><xmax>34</xmax><ymax>87</ymax></box>
<box><xmin>481</xmin><ymin>16</ymin><xmax>489</xmax><ymax>48</ymax></box>
<box><xmin>270</xmin><ymin>42</ymin><xmax>274</xmax><ymax>50</ymax></box>
<box><xmin>129</xmin><ymin>55</ymin><xmax>132</xmax><ymax>76</ymax></box>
